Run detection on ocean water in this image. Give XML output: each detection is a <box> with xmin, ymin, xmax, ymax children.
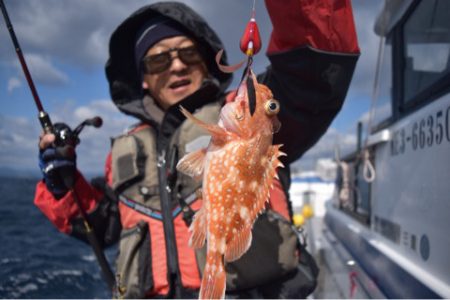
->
<box><xmin>0</xmin><ymin>176</ymin><xmax>116</xmax><ymax>299</ymax></box>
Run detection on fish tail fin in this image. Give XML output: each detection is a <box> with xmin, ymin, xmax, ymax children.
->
<box><xmin>200</xmin><ymin>252</ymin><xmax>226</xmax><ymax>299</ymax></box>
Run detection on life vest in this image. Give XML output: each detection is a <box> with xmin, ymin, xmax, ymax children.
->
<box><xmin>110</xmin><ymin>102</ymin><xmax>220</xmax><ymax>298</ymax></box>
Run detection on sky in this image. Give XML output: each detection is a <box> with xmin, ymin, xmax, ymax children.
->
<box><xmin>0</xmin><ymin>0</ymin><xmax>384</xmax><ymax>176</ymax></box>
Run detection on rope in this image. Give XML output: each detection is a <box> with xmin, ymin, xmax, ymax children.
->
<box><xmin>362</xmin><ymin>149</ymin><xmax>376</xmax><ymax>182</ymax></box>
<box><xmin>334</xmin><ymin>147</ymin><xmax>350</xmax><ymax>204</ymax></box>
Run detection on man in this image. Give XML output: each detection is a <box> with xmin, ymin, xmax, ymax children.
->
<box><xmin>36</xmin><ymin>1</ymin><xmax>359</xmax><ymax>298</ymax></box>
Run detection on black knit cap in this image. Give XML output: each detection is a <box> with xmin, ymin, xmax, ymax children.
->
<box><xmin>134</xmin><ymin>16</ymin><xmax>189</xmax><ymax>69</ymax></box>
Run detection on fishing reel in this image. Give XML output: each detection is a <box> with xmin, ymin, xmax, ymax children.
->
<box><xmin>51</xmin><ymin>116</ymin><xmax>103</xmax><ymax>162</ymax></box>
<box><xmin>53</xmin><ymin>116</ymin><xmax>103</xmax><ymax>148</ymax></box>
<box><xmin>47</xmin><ymin>116</ymin><xmax>103</xmax><ymax>190</ymax></box>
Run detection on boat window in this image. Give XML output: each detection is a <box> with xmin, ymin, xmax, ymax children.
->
<box><xmin>334</xmin><ymin>158</ymin><xmax>371</xmax><ymax>225</ymax></box>
<box><xmin>355</xmin><ymin>163</ymin><xmax>371</xmax><ymax>217</ymax></box>
<box><xmin>371</xmin><ymin>36</ymin><xmax>393</xmax><ymax>130</ymax></box>
<box><xmin>403</xmin><ymin>0</ymin><xmax>450</xmax><ymax>104</ymax></box>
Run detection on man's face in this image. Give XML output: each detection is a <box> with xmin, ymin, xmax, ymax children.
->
<box><xmin>142</xmin><ymin>36</ymin><xmax>207</xmax><ymax>110</ymax></box>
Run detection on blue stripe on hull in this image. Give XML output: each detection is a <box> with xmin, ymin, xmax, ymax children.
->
<box><xmin>325</xmin><ymin>210</ymin><xmax>441</xmax><ymax>299</ymax></box>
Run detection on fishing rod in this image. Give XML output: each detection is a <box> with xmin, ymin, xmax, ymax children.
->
<box><xmin>0</xmin><ymin>0</ymin><xmax>115</xmax><ymax>291</ymax></box>
<box><xmin>0</xmin><ymin>0</ymin><xmax>52</xmax><ymax>133</ymax></box>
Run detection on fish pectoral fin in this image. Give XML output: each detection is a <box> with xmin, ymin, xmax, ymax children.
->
<box><xmin>179</xmin><ymin>106</ymin><xmax>230</xmax><ymax>145</ymax></box>
<box><xmin>200</xmin><ymin>253</ymin><xmax>226</xmax><ymax>300</ymax></box>
<box><xmin>224</xmin><ymin>226</ymin><xmax>252</xmax><ymax>262</ymax></box>
<box><xmin>188</xmin><ymin>206</ymin><xmax>207</xmax><ymax>248</ymax></box>
<box><xmin>176</xmin><ymin>148</ymin><xmax>206</xmax><ymax>180</ymax></box>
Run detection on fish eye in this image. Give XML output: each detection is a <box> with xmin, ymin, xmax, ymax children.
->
<box><xmin>264</xmin><ymin>99</ymin><xmax>280</xmax><ymax>116</ymax></box>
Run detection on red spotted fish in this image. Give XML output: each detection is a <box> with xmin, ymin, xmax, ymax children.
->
<box><xmin>176</xmin><ymin>70</ymin><xmax>285</xmax><ymax>299</ymax></box>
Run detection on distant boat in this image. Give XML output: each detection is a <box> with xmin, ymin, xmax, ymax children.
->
<box><xmin>289</xmin><ymin>159</ymin><xmax>336</xmax><ymax>219</ymax></box>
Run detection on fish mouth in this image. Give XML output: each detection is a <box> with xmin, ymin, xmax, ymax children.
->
<box><xmin>236</xmin><ymin>70</ymin><xmax>256</xmax><ymax>116</ymax></box>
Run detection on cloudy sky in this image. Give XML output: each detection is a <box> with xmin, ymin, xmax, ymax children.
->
<box><xmin>0</xmin><ymin>0</ymin><xmax>384</xmax><ymax>175</ymax></box>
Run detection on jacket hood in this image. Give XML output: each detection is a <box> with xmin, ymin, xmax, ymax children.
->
<box><xmin>105</xmin><ymin>2</ymin><xmax>232</xmax><ymax>121</ymax></box>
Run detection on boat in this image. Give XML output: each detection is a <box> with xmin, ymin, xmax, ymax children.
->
<box><xmin>292</xmin><ymin>0</ymin><xmax>450</xmax><ymax>298</ymax></box>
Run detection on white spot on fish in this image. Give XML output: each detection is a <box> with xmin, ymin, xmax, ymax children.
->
<box><xmin>219</xmin><ymin>238</ymin><xmax>226</xmax><ymax>253</ymax></box>
<box><xmin>226</xmin><ymin>215</ymin><xmax>232</xmax><ymax>224</ymax></box>
<box><xmin>239</xmin><ymin>206</ymin><xmax>249</xmax><ymax>221</ymax></box>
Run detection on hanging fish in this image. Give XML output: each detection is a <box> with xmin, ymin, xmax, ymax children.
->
<box><xmin>176</xmin><ymin>70</ymin><xmax>285</xmax><ymax>299</ymax></box>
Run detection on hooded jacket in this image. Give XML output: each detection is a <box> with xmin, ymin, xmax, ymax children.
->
<box><xmin>106</xmin><ymin>2</ymin><xmax>232</xmax><ymax>127</ymax></box>
<box><xmin>35</xmin><ymin>1</ymin><xmax>360</xmax><ymax>298</ymax></box>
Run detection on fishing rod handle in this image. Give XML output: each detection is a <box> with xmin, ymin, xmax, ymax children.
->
<box><xmin>38</xmin><ymin>111</ymin><xmax>54</xmax><ymax>134</ymax></box>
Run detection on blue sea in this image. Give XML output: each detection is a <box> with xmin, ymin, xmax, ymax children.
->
<box><xmin>0</xmin><ymin>176</ymin><xmax>116</xmax><ymax>299</ymax></box>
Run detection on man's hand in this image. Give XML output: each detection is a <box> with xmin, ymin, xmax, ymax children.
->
<box><xmin>39</xmin><ymin>132</ymin><xmax>56</xmax><ymax>150</ymax></box>
<box><xmin>38</xmin><ymin>132</ymin><xmax>77</xmax><ymax>199</ymax></box>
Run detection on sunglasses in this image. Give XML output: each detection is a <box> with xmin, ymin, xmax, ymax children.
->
<box><xmin>142</xmin><ymin>46</ymin><xmax>203</xmax><ymax>74</ymax></box>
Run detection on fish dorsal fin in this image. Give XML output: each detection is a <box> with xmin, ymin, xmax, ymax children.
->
<box><xmin>176</xmin><ymin>148</ymin><xmax>207</xmax><ymax>180</ymax></box>
<box><xmin>251</xmin><ymin>144</ymin><xmax>286</xmax><ymax>220</ymax></box>
<box><xmin>224</xmin><ymin>226</ymin><xmax>252</xmax><ymax>262</ymax></box>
